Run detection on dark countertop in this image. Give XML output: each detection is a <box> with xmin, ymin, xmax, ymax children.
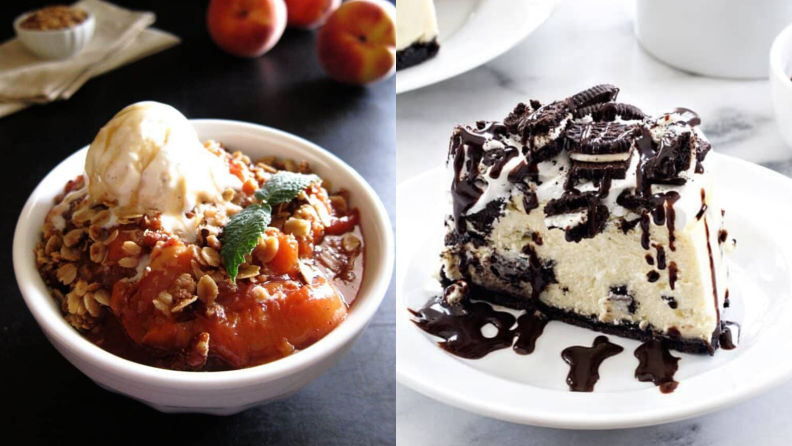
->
<box><xmin>0</xmin><ymin>2</ymin><xmax>394</xmax><ymax>445</ymax></box>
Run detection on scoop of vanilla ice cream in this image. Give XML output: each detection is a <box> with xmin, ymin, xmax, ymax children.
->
<box><xmin>85</xmin><ymin>102</ymin><xmax>241</xmax><ymax>239</ymax></box>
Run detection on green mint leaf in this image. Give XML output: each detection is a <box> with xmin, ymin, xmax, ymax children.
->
<box><xmin>255</xmin><ymin>171</ymin><xmax>320</xmax><ymax>205</ymax></box>
<box><xmin>220</xmin><ymin>203</ymin><xmax>271</xmax><ymax>282</ymax></box>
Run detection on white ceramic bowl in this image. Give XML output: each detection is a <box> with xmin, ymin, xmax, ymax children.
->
<box><xmin>12</xmin><ymin>120</ymin><xmax>394</xmax><ymax>414</ymax></box>
<box><xmin>770</xmin><ymin>22</ymin><xmax>792</xmax><ymax>149</ymax></box>
<box><xmin>14</xmin><ymin>10</ymin><xmax>95</xmax><ymax>60</ymax></box>
<box><xmin>635</xmin><ymin>0</ymin><xmax>792</xmax><ymax>79</ymax></box>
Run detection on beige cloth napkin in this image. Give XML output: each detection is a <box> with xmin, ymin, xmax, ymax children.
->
<box><xmin>0</xmin><ymin>0</ymin><xmax>180</xmax><ymax>118</ymax></box>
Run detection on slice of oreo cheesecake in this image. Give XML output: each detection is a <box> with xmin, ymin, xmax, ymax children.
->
<box><xmin>396</xmin><ymin>0</ymin><xmax>440</xmax><ymax>70</ymax></box>
<box><xmin>440</xmin><ymin>85</ymin><xmax>735</xmax><ymax>354</ymax></box>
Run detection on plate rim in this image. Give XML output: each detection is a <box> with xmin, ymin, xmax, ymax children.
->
<box><xmin>396</xmin><ymin>0</ymin><xmax>559</xmax><ymax>95</ymax></box>
<box><xmin>395</xmin><ymin>153</ymin><xmax>792</xmax><ymax>429</ymax></box>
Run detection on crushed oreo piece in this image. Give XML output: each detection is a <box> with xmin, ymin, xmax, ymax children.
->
<box><xmin>443</xmin><ymin>280</ymin><xmax>470</xmax><ymax>306</ymax></box>
<box><xmin>504</xmin><ymin>102</ymin><xmax>529</xmax><ymax>134</ymax></box>
<box><xmin>643</xmin><ymin>132</ymin><xmax>693</xmax><ymax>184</ymax></box>
<box><xmin>545</xmin><ymin>191</ymin><xmax>600</xmax><ymax>216</ymax></box>
<box><xmin>565</xmin><ymin>122</ymin><xmax>637</xmax><ymax>155</ymax></box>
<box><xmin>465</xmin><ymin>199</ymin><xmax>506</xmax><ymax>234</ymax></box>
<box><xmin>661</xmin><ymin>295</ymin><xmax>678</xmax><ymax>309</ymax></box>
<box><xmin>568</xmin><ymin>84</ymin><xmax>620</xmax><ymax>109</ymax></box>
<box><xmin>545</xmin><ymin>192</ymin><xmax>609</xmax><ymax>242</ymax></box>
<box><xmin>609</xmin><ymin>285</ymin><xmax>637</xmax><ymax>314</ymax></box>
<box><xmin>567</xmin><ymin>158</ymin><xmax>631</xmax><ymax>186</ymax></box>
<box><xmin>523</xmin><ymin>187</ymin><xmax>539</xmax><ymax>213</ymax></box>
<box><xmin>565</xmin><ymin>204</ymin><xmax>608</xmax><ymax>242</ymax></box>
<box><xmin>518</xmin><ymin>101</ymin><xmax>571</xmax><ymax>144</ymax></box>
<box><xmin>532</xmin><ymin>137</ymin><xmax>565</xmax><ymax>163</ymax></box>
<box><xmin>696</xmin><ymin>138</ymin><xmax>711</xmax><ymax>163</ymax></box>
<box><xmin>492</xmin><ymin>249</ymin><xmax>557</xmax><ymax>299</ymax></box>
<box><xmin>616</xmin><ymin>189</ymin><xmax>654</xmax><ymax>212</ymax></box>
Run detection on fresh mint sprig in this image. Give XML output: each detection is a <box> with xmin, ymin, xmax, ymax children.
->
<box><xmin>254</xmin><ymin>171</ymin><xmax>320</xmax><ymax>205</ymax></box>
<box><xmin>220</xmin><ymin>171</ymin><xmax>320</xmax><ymax>282</ymax></box>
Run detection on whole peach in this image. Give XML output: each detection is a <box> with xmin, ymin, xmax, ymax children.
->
<box><xmin>284</xmin><ymin>0</ymin><xmax>341</xmax><ymax>29</ymax></box>
<box><xmin>316</xmin><ymin>0</ymin><xmax>396</xmax><ymax>85</ymax></box>
<box><xmin>207</xmin><ymin>0</ymin><xmax>287</xmax><ymax>58</ymax></box>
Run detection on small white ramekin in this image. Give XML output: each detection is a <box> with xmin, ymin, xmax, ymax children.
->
<box><xmin>12</xmin><ymin>120</ymin><xmax>394</xmax><ymax>414</ymax></box>
<box><xmin>770</xmin><ymin>22</ymin><xmax>792</xmax><ymax>149</ymax></box>
<box><xmin>14</xmin><ymin>10</ymin><xmax>95</xmax><ymax>60</ymax></box>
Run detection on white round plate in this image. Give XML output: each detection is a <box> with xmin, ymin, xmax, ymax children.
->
<box><xmin>396</xmin><ymin>0</ymin><xmax>558</xmax><ymax>94</ymax></box>
<box><xmin>396</xmin><ymin>153</ymin><xmax>792</xmax><ymax>429</ymax></box>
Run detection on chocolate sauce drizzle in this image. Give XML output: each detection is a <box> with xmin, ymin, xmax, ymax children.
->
<box><xmin>696</xmin><ymin>189</ymin><xmax>708</xmax><ymax>220</ymax></box>
<box><xmin>634</xmin><ymin>339</ymin><xmax>680</xmax><ymax>393</ymax></box>
<box><xmin>719</xmin><ymin>321</ymin><xmax>739</xmax><ymax>350</ymax></box>
<box><xmin>630</xmin><ymin>128</ymin><xmax>684</xmax><ymax>252</ymax></box>
<box><xmin>655</xmin><ymin>245</ymin><xmax>666</xmax><ymax>270</ymax></box>
<box><xmin>521</xmin><ymin>244</ymin><xmax>556</xmax><ymax>300</ymax></box>
<box><xmin>669</xmin><ymin>262</ymin><xmax>679</xmax><ymax>290</ymax></box>
<box><xmin>719</xmin><ymin>327</ymin><xmax>736</xmax><ymax>350</ymax></box>
<box><xmin>409</xmin><ymin>293</ymin><xmax>516</xmax><ymax>359</ymax></box>
<box><xmin>513</xmin><ymin>310</ymin><xmax>550</xmax><ymax>355</ymax></box>
<box><xmin>410</xmin><ymin>283</ymin><xmax>554</xmax><ymax>360</ymax></box>
<box><xmin>490</xmin><ymin>147</ymin><xmax>519</xmax><ymax>179</ymax></box>
<box><xmin>450</xmin><ymin>128</ymin><xmax>487</xmax><ymax>233</ymax></box>
<box><xmin>561</xmin><ymin>336</ymin><xmax>624</xmax><ymax>392</ymax></box>
<box><xmin>703</xmin><ymin>218</ymin><xmax>720</xmax><ymax>327</ymax></box>
<box><xmin>640</xmin><ymin>212</ymin><xmax>651</xmax><ymax>250</ymax></box>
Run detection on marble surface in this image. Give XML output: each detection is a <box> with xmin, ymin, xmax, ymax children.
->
<box><xmin>396</xmin><ymin>0</ymin><xmax>792</xmax><ymax>443</ymax></box>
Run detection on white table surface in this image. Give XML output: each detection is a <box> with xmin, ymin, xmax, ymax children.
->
<box><xmin>396</xmin><ymin>0</ymin><xmax>792</xmax><ymax>443</ymax></box>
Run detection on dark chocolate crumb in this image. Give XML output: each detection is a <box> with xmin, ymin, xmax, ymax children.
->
<box><xmin>661</xmin><ymin>295</ymin><xmax>678</xmax><ymax>309</ymax></box>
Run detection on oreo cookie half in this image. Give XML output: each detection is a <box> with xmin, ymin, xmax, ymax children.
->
<box><xmin>568</xmin><ymin>84</ymin><xmax>620</xmax><ymax>109</ymax></box>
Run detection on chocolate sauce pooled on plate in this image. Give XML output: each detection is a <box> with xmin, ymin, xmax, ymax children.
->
<box><xmin>409</xmin><ymin>282</ymin><xmax>516</xmax><ymax>359</ymax></box>
<box><xmin>561</xmin><ymin>336</ymin><xmax>624</xmax><ymax>392</ymax></box>
<box><xmin>512</xmin><ymin>310</ymin><xmax>550</xmax><ymax>355</ymax></box>
<box><xmin>634</xmin><ymin>339</ymin><xmax>680</xmax><ymax>393</ymax></box>
<box><xmin>719</xmin><ymin>321</ymin><xmax>739</xmax><ymax>350</ymax></box>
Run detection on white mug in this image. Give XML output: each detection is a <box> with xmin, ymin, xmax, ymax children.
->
<box><xmin>635</xmin><ymin>0</ymin><xmax>792</xmax><ymax>79</ymax></box>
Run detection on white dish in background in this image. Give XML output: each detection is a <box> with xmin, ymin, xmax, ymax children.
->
<box><xmin>635</xmin><ymin>0</ymin><xmax>792</xmax><ymax>79</ymax></box>
<box><xmin>14</xmin><ymin>10</ymin><xmax>95</xmax><ymax>60</ymax></box>
<box><xmin>396</xmin><ymin>0</ymin><xmax>557</xmax><ymax>94</ymax></box>
<box><xmin>770</xmin><ymin>22</ymin><xmax>792</xmax><ymax>149</ymax></box>
<box><xmin>396</xmin><ymin>154</ymin><xmax>792</xmax><ymax>429</ymax></box>
<box><xmin>13</xmin><ymin>120</ymin><xmax>394</xmax><ymax>415</ymax></box>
